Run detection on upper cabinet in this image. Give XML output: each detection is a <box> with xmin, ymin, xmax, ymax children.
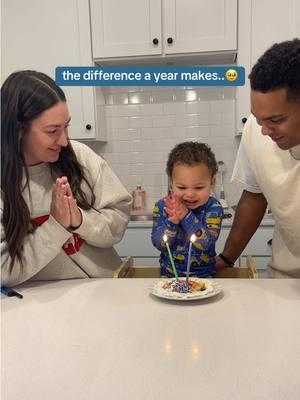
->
<box><xmin>236</xmin><ymin>0</ymin><xmax>300</xmax><ymax>134</ymax></box>
<box><xmin>1</xmin><ymin>0</ymin><xmax>104</xmax><ymax>141</ymax></box>
<box><xmin>90</xmin><ymin>0</ymin><xmax>237</xmax><ymax>61</ymax></box>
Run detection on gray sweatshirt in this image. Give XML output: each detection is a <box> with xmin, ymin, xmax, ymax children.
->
<box><xmin>1</xmin><ymin>140</ymin><xmax>132</xmax><ymax>286</ymax></box>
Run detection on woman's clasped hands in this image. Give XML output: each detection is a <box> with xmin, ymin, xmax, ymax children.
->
<box><xmin>50</xmin><ymin>176</ymin><xmax>82</xmax><ymax>230</ymax></box>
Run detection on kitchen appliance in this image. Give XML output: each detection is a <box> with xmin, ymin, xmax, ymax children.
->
<box><xmin>217</xmin><ymin>160</ymin><xmax>228</xmax><ymax>209</ymax></box>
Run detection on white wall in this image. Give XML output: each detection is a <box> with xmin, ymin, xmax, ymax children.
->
<box><xmin>87</xmin><ymin>85</ymin><xmax>242</xmax><ymax>211</ymax></box>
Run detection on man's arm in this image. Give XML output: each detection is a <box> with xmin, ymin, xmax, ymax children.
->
<box><xmin>216</xmin><ymin>190</ymin><xmax>267</xmax><ymax>268</ymax></box>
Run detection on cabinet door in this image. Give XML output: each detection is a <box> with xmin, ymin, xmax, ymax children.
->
<box><xmin>90</xmin><ymin>0</ymin><xmax>162</xmax><ymax>58</ymax></box>
<box><xmin>163</xmin><ymin>0</ymin><xmax>237</xmax><ymax>54</ymax></box>
<box><xmin>251</xmin><ymin>0</ymin><xmax>300</xmax><ymax>66</ymax></box>
<box><xmin>236</xmin><ymin>0</ymin><xmax>300</xmax><ymax>134</ymax></box>
<box><xmin>115</xmin><ymin>227</ymin><xmax>160</xmax><ymax>257</ymax></box>
<box><xmin>1</xmin><ymin>0</ymin><xmax>99</xmax><ymax>140</ymax></box>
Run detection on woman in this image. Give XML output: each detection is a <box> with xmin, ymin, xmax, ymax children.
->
<box><xmin>1</xmin><ymin>70</ymin><xmax>132</xmax><ymax>286</ymax></box>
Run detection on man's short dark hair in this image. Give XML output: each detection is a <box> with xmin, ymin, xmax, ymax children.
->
<box><xmin>249</xmin><ymin>38</ymin><xmax>300</xmax><ymax>102</ymax></box>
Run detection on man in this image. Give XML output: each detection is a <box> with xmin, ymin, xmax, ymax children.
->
<box><xmin>217</xmin><ymin>38</ymin><xmax>300</xmax><ymax>277</ymax></box>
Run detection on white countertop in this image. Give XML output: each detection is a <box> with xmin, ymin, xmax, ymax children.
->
<box><xmin>2</xmin><ymin>278</ymin><xmax>299</xmax><ymax>400</ymax></box>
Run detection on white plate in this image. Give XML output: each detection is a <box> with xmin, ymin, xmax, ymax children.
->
<box><xmin>150</xmin><ymin>278</ymin><xmax>222</xmax><ymax>301</ymax></box>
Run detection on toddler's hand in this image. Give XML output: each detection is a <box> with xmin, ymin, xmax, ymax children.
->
<box><xmin>163</xmin><ymin>194</ymin><xmax>189</xmax><ymax>223</ymax></box>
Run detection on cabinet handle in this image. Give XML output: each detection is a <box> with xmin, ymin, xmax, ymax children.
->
<box><xmin>242</xmin><ymin>117</ymin><xmax>247</xmax><ymax>124</ymax></box>
<box><xmin>152</xmin><ymin>38</ymin><xmax>159</xmax><ymax>45</ymax></box>
<box><xmin>167</xmin><ymin>37</ymin><xmax>173</xmax><ymax>44</ymax></box>
<box><xmin>86</xmin><ymin>124</ymin><xmax>92</xmax><ymax>130</ymax></box>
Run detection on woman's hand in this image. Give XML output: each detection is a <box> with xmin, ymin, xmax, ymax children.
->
<box><xmin>60</xmin><ymin>177</ymin><xmax>82</xmax><ymax>229</ymax></box>
<box><xmin>51</xmin><ymin>177</ymin><xmax>82</xmax><ymax>229</ymax></box>
<box><xmin>50</xmin><ymin>178</ymin><xmax>71</xmax><ymax>228</ymax></box>
<box><xmin>67</xmin><ymin>195</ymin><xmax>82</xmax><ymax>229</ymax></box>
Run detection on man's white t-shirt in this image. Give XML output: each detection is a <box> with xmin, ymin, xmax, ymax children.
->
<box><xmin>232</xmin><ymin>114</ymin><xmax>300</xmax><ymax>277</ymax></box>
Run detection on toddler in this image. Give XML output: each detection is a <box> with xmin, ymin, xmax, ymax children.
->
<box><xmin>151</xmin><ymin>141</ymin><xmax>223</xmax><ymax>278</ymax></box>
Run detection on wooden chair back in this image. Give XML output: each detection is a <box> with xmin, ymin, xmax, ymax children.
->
<box><xmin>113</xmin><ymin>256</ymin><xmax>134</xmax><ymax>278</ymax></box>
<box><xmin>114</xmin><ymin>256</ymin><xmax>258</xmax><ymax>279</ymax></box>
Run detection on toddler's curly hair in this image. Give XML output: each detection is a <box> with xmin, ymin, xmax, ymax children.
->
<box><xmin>166</xmin><ymin>141</ymin><xmax>217</xmax><ymax>177</ymax></box>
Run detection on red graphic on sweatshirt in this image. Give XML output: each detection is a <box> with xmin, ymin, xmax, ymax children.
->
<box><xmin>32</xmin><ymin>215</ymin><xmax>84</xmax><ymax>255</ymax></box>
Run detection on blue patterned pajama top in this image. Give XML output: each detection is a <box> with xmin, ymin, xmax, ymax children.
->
<box><xmin>151</xmin><ymin>196</ymin><xmax>223</xmax><ymax>278</ymax></box>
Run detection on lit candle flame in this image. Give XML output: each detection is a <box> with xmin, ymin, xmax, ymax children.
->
<box><xmin>163</xmin><ymin>234</ymin><xmax>168</xmax><ymax>242</ymax></box>
<box><xmin>190</xmin><ymin>234</ymin><xmax>196</xmax><ymax>243</ymax></box>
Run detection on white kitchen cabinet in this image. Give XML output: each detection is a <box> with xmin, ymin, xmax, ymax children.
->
<box><xmin>115</xmin><ymin>222</ymin><xmax>273</xmax><ymax>270</ymax></box>
<box><xmin>1</xmin><ymin>0</ymin><xmax>104</xmax><ymax>141</ymax></box>
<box><xmin>115</xmin><ymin>227</ymin><xmax>161</xmax><ymax>266</ymax></box>
<box><xmin>239</xmin><ymin>226</ymin><xmax>273</xmax><ymax>270</ymax></box>
<box><xmin>90</xmin><ymin>0</ymin><xmax>237</xmax><ymax>60</ymax></box>
<box><xmin>236</xmin><ymin>0</ymin><xmax>300</xmax><ymax>134</ymax></box>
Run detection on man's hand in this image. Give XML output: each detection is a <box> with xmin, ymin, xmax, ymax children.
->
<box><xmin>215</xmin><ymin>255</ymin><xmax>232</xmax><ymax>270</ymax></box>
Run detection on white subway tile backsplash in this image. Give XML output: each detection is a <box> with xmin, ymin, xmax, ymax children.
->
<box><xmin>111</xmin><ymin>116</ymin><xmax>129</xmax><ymax>129</ymax></box>
<box><xmin>108</xmin><ymin>129</ymin><xmax>119</xmax><ymax>141</ymax></box>
<box><xmin>106</xmin><ymin>93</ymin><xmax>129</xmax><ymax>105</ymax></box>
<box><xmin>163</xmin><ymin>126</ymin><xmax>183</xmax><ymax>138</ymax></box>
<box><xmin>116</xmin><ymin>105</ymin><xmax>140</xmax><ymax>117</ymax></box>
<box><xmin>129</xmin><ymin>163</ymin><xmax>145</xmax><ymax>175</ymax></box>
<box><xmin>221</xmin><ymin>112</ymin><xmax>235</xmax><ymax>125</ymax></box>
<box><xmin>130</xmin><ymin>139</ymin><xmax>152</xmax><ymax>152</ymax></box>
<box><xmin>142</xmin><ymin>174</ymin><xmax>164</xmax><ymax>186</ymax></box>
<box><xmin>152</xmin><ymin>115</ymin><xmax>176</xmax><ymax>127</ymax></box>
<box><xmin>93</xmin><ymin>85</ymin><xmax>240</xmax><ymax>209</ymax></box>
<box><xmin>210</xmin><ymin>100</ymin><xmax>235</xmax><ymax>112</ymax></box>
<box><xmin>115</xmin><ymin>141</ymin><xmax>130</xmax><ymax>153</ymax></box>
<box><xmin>128</xmin><ymin>92</ymin><xmax>151</xmax><ymax>105</ymax></box>
<box><xmin>210</xmin><ymin>125</ymin><xmax>233</xmax><ymax>137</ymax></box>
<box><xmin>141</xmin><ymin>127</ymin><xmax>166</xmax><ymax>140</ymax></box>
<box><xmin>112</xmin><ymin>163</ymin><xmax>131</xmax><ymax>176</ymax></box>
<box><xmin>139</xmin><ymin>103</ymin><xmax>164</xmax><ymax>115</ymax></box>
<box><xmin>118</xmin><ymin>128</ymin><xmax>141</xmax><ymax>140</ymax></box>
<box><xmin>101</xmin><ymin>152</ymin><xmax>119</xmax><ymax>164</ymax></box>
<box><xmin>150</xmin><ymin>91</ymin><xmax>175</xmax><ymax>103</ymax></box>
<box><xmin>186</xmin><ymin>101</ymin><xmax>211</xmax><ymax>113</ymax></box>
<box><xmin>163</xmin><ymin>102</ymin><xmax>186</xmax><ymax>114</ymax></box>
<box><xmin>152</xmin><ymin>138</ymin><xmax>174</xmax><ymax>151</ymax></box>
<box><xmin>175</xmin><ymin>114</ymin><xmax>199</xmax><ymax>126</ymax></box>
<box><xmin>185</xmin><ymin>126</ymin><xmax>210</xmax><ymax>138</ymax></box>
<box><xmin>118</xmin><ymin>152</ymin><xmax>135</xmax><ymax>164</ymax></box>
<box><xmin>129</xmin><ymin>116</ymin><xmax>153</xmax><ymax>128</ymax></box>
<box><xmin>141</xmin><ymin>151</ymin><xmax>164</xmax><ymax>163</ymax></box>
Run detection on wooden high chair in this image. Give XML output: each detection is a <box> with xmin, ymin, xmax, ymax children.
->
<box><xmin>113</xmin><ymin>256</ymin><xmax>258</xmax><ymax>279</ymax></box>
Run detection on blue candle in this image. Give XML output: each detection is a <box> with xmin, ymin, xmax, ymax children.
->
<box><xmin>186</xmin><ymin>234</ymin><xmax>196</xmax><ymax>285</ymax></box>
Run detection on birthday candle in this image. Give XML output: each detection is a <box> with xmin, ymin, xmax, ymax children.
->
<box><xmin>186</xmin><ymin>234</ymin><xmax>196</xmax><ymax>284</ymax></box>
<box><xmin>163</xmin><ymin>234</ymin><xmax>179</xmax><ymax>281</ymax></box>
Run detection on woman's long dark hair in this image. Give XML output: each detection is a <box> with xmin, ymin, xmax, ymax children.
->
<box><xmin>1</xmin><ymin>70</ymin><xmax>95</xmax><ymax>270</ymax></box>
